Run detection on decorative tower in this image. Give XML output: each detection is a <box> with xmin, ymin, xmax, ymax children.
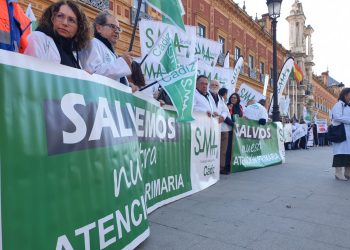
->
<box><xmin>286</xmin><ymin>0</ymin><xmax>314</xmax><ymax>120</ymax></box>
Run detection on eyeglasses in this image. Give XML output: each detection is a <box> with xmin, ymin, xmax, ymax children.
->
<box><xmin>103</xmin><ymin>23</ymin><xmax>122</xmax><ymax>33</ymax></box>
<box><xmin>55</xmin><ymin>12</ymin><xmax>77</xmax><ymax>26</ymax></box>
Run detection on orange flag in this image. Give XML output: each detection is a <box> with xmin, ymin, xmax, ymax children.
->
<box><xmin>293</xmin><ymin>63</ymin><xmax>303</xmax><ymax>83</ymax></box>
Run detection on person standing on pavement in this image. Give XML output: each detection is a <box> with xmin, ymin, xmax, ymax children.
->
<box><xmin>225</xmin><ymin>93</ymin><xmax>243</xmax><ymax>172</ymax></box>
<box><xmin>331</xmin><ymin>88</ymin><xmax>350</xmax><ymax>181</ymax></box>
<box><xmin>209</xmin><ymin>83</ymin><xmax>233</xmax><ymax>175</ymax></box>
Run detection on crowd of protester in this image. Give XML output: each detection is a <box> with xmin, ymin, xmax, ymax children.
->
<box><xmin>3</xmin><ymin>0</ymin><xmax>348</xmax><ymax>180</ymax></box>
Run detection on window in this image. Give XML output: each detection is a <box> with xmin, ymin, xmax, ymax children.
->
<box><xmin>260</xmin><ymin>62</ymin><xmax>265</xmax><ymax>74</ymax></box>
<box><xmin>248</xmin><ymin>55</ymin><xmax>254</xmax><ymax>69</ymax></box>
<box><xmin>218</xmin><ymin>36</ymin><xmax>225</xmax><ymax>54</ymax></box>
<box><xmin>197</xmin><ymin>24</ymin><xmax>206</xmax><ymax>38</ymax></box>
<box><xmin>234</xmin><ymin>47</ymin><xmax>241</xmax><ymax>61</ymax></box>
<box><xmin>133</xmin><ymin>0</ymin><xmax>146</xmax><ymax>12</ymax></box>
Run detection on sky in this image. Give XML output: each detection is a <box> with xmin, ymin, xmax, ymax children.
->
<box><xmin>234</xmin><ymin>0</ymin><xmax>350</xmax><ymax>86</ymax></box>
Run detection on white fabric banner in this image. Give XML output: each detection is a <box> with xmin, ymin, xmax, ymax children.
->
<box><xmin>292</xmin><ymin>124</ymin><xmax>307</xmax><ymax>142</ymax></box>
<box><xmin>139</xmin><ymin>20</ymin><xmax>196</xmax><ymax>85</ymax></box>
<box><xmin>238</xmin><ymin>83</ymin><xmax>265</xmax><ymax>108</ymax></box>
<box><xmin>190</xmin><ymin>112</ymin><xmax>220</xmax><ymax>192</ymax></box>
<box><xmin>213</xmin><ymin>66</ymin><xmax>234</xmax><ymax>97</ymax></box>
<box><xmin>140</xmin><ymin>20</ymin><xmax>196</xmax><ymax>64</ymax></box>
<box><xmin>197</xmin><ymin>60</ymin><xmax>214</xmax><ymax>81</ymax></box>
<box><xmin>269</xmin><ymin>57</ymin><xmax>294</xmax><ymax>114</ymax></box>
<box><xmin>283</xmin><ymin>123</ymin><xmax>293</xmax><ymax>143</ymax></box>
<box><xmin>195</xmin><ymin>36</ymin><xmax>222</xmax><ymax>67</ymax></box>
<box><xmin>232</xmin><ymin>56</ymin><xmax>244</xmax><ymax>92</ymax></box>
<box><xmin>316</xmin><ymin>119</ymin><xmax>328</xmax><ymax>133</ymax></box>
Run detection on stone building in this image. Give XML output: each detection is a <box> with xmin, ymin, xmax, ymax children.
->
<box><xmin>18</xmin><ymin>0</ymin><xmax>289</xmax><ymax>102</ymax></box>
<box><xmin>286</xmin><ymin>0</ymin><xmax>342</xmax><ymax>122</ymax></box>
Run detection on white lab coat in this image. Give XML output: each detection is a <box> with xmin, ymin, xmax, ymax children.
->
<box><xmin>209</xmin><ymin>93</ymin><xmax>231</xmax><ymax>132</ymax></box>
<box><xmin>331</xmin><ymin>101</ymin><xmax>350</xmax><ymax>155</ymax></box>
<box><xmin>193</xmin><ymin>89</ymin><xmax>214</xmax><ymax>114</ymax></box>
<box><xmin>244</xmin><ymin>103</ymin><xmax>268</xmax><ymax>121</ymax></box>
<box><xmin>80</xmin><ymin>38</ymin><xmax>131</xmax><ymax>83</ymax></box>
<box><xmin>24</xmin><ymin>31</ymin><xmax>81</xmax><ymax>67</ymax></box>
<box><xmin>25</xmin><ymin>31</ymin><xmax>60</xmax><ymax>64</ymax></box>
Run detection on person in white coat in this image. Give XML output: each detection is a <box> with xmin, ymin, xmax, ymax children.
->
<box><xmin>216</xmin><ymin>86</ymin><xmax>234</xmax><ymax>174</ymax></box>
<box><xmin>193</xmin><ymin>75</ymin><xmax>214</xmax><ymax>116</ymax></box>
<box><xmin>244</xmin><ymin>99</ymin><xmax>268</xmax><ymax>125</ymax></box>
<box><xmin>80</xmin><ymin>11</ymin><xmax>134</xmax><ymax>89</ymax></box>
<box><xmin>24</xmin><ymin>0</ymin><xmax>90</xmax><ymax>68</ymax></box>
<box><xmin>331</xmin><ymin>88</ymin><xmax>350</xmax><ymax>180</ymax></box>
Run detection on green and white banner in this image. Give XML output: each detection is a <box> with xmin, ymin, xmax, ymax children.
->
<box><xmin>231</xmin><ymin>117</ymin><xmax>285</xmax><ymax>173</ymax></box>
<box><xmin>139</xmin><ymin>20</ymin><xmax>196</xmax><ymax>66</ymax></box>
<box><xmin>160</xmin><ymin>61</ymin><xmax>197</xmax><ymax>122</ymax></box>
<box><xmin>237</xmin><ymin>83</ymin><xmax>265</xmax><ymax>108</ymax></box>
<box><xmin>0</xmin><ymin>50</ymin><xmax>219</xmax><ymax>250</ymax></box>
<box><xmin>145</xmin><ymin>27</ymin><xmax>179</xmax><ymax>73</ymax></box>
<box><xmin>195</xmin><ymin>37</ymin><xmax>222</xmax><ymax>67</ymax></box>
<box><xmin>145</xmin><ymin>0</ymin><xmax>186</xmax><ymax>31</ymax></box>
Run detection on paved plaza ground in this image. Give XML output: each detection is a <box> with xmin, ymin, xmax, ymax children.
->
<box><xmin>137</xmin><ymin>146</ymin><xmax>350</xmax><ymax>250</ymax></box>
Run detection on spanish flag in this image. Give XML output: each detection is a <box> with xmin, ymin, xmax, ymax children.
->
<box><xmin>293</xmin><ymin>63</ymin><xmax>303</xmax><ymax>83</ymax></box>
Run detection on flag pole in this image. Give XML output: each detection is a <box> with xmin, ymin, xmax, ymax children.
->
<box><xmin>129</xmin><ymin>0</ymin><xmax>142</xmax><ymax>52</ymax></box>
<box><xmin>139</xmin><ymin>80</ymin><xmax>159</xmax><ymax>91</ymax></box>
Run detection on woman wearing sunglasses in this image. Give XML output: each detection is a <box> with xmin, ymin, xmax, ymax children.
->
<box><xmin>24</xmin><ymin>0</ymin><xmax>90</xmax><ymax>69</ymax></box>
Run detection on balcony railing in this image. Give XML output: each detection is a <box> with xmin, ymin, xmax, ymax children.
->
<box><xmin>80</xmin><ymin>0</ymin><xmax>109</xmax><ymax>11</ymax></box>
<box><xmin>131</xmin><ymin>7</ymin><xmax>154</xmax><ymax>25</ymax></box>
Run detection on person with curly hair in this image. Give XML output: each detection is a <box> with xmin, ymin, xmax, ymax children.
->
<box><xmin>24</xmin><ymin>0</ymin><xmax>90</xmax><ymax>68</ymax></box>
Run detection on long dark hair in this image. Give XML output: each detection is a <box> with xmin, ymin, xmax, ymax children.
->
<box><xmin>37</xmin><ymin>0</ymin><xmax>90</xmax><ymax>50</ymax></box>
<box><xmin>227</xmin><ymin>93</ymin><xmax>241</xmax><ymax>106</ymax></box>
<box><xmin>338</xmin><ymin>87</ymin><xmax>350</xmax><ymax>103</ymax></box>
<box><xmin>227</xmin><ymin>93</ymin><xmax>243</xmax><ymax>117</ymax></box>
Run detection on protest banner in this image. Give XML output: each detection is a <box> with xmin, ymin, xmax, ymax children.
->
<box><xmin>145</xmin><ymin>0</ymin><xmax>186</xmax><ymax>31</ymax></box>
<box><xmin>307</xmin><ymin>127</ymin><xmax>314</xmax><ymax>147</ymax></box>
<box><xmin>160</xmin><ymin>61</ymin><xmax>198</xmax><ymax>122</ymax></box>
<box><xmin>316</xmin><ymin>119</ymin><xmax>328</xmax><ymax>133</ymax></box>
<box><xmin>269</xmin><ymin>57</ymin><xmax>294</xmax><ymax>113</ymax></box>
<box><xmin>195</xmin><ymin>36</ymin><xmax>222</xmax><ymax>67</ymax></box>
<box><xmin>283</xmin><ymin>123</ymin><xmax>293</xmax><ymax>143</ymax></box>
<box><xmin>231</xmin><ymin>117</ymin><xmax>285</xmax><ymax>173</ymax></box>
<box><xmin>237</xmin><ymin>83</ymin><xmax>265</xmax><ymax>108</ymax></box>
<box><xmin>292</xmin><ymin>124</ymin><xmax>307</xmax><ymax>142</ymax></box>
<box><xmin>0</xmin><ymin>50</ymin><xmax>219</xmax><ymax>250</ymax></box>
<box><xmin>139</xmin><ymin>20</ymin><xmax>196</xmax><ymax>65</ymax></box>
<box><xmin>232</xmin><ymin>56</ymin><xmax>244</xmax><ymax>92</ymax></box>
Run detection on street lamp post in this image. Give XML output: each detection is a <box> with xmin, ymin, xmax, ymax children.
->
<box><xmin>266</xmin><ymin>0</ymin><xmax>282</xmax><ymax>122</ymax></box>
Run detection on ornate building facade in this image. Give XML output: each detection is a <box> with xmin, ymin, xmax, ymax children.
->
<box><xmin>286</xmin><ymin>0</ymin><xmax>341</xmax><ymax>122</ymax></box>
<box><xmin>18</xmin><ymin>0</ymin><xmax>341</xmax><ymax>120</ymax></box>
<box><xmin>19</xmin><ymin>0</ymin><xmax>289</xmax><ymax>102</ymax></box>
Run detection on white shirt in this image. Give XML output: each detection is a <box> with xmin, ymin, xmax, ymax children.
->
<box><xmin>244</xmin><ymin>103</ymin><xmax>268</xmax><ymax>121</ymax></box>
<box><xmin>193</xmin><ymin>89</ymin><xmax>213</xmax><ymax>114</ymax></box>
<box><xmin>80</xmin><ymin>38</ymin><xmax>131</xmax><ymax>83</ymax></box>
<box><xmin>209</xmin><ymin>92</ymin><xmax>231</xmax><ymax>132</ymax></box>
